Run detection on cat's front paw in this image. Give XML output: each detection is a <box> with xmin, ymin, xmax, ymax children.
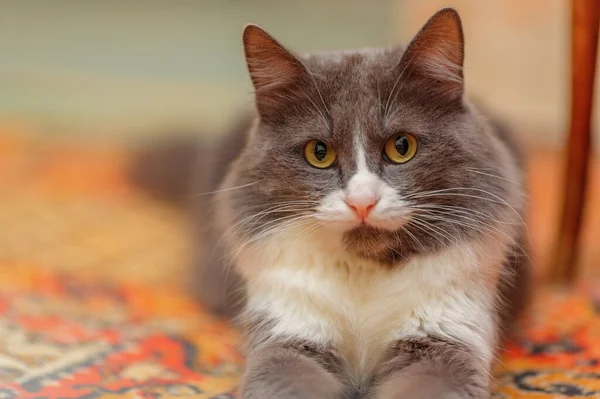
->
<box><xmin>373</xmin><ymin>369</ymin><xmax>489</xmax><ymax>399</ymax></box>
<box><xmin>240</xmin><ymin>347</ymin><xmax>345</xmax><ymax>399</ymax></box>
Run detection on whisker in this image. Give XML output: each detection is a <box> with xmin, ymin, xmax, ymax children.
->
<box><xmin>400</xmin><ymin>224</ymin><xmax>426</xmax><ymax>251</ymax></box>
<box><xmin>465</xmin><ymin>168</ymin><xmax>524</xmax><ymax>187</ymax></box>
<box><xmin>228</xmin><ymin>216</ymin><xmax>317</xmax><ymax>259</ymax></box>
<box><xmin>409</xmin><ymin>204</ymin><xmax>521</xmax><ymax>225</ymax></box>
<box><xmin>384</xmin><ymin>52</ymin><xmax>415</xmax><ymax>121</ymax></box>
<box><xmin>186</xmin><ymin>181</ymin><xmax>259</xmax><ymax>197</ymax></box>
<box><xmin>307</xmin><ymin>70</ymin><xmax>331</xmax><ymax>119</ymax></box>
<box><xmin>414</xmin><ymin>210</ymin><xmax>533</xmax><ymax>265</ymax></box>
<box><xmin>211</xmin><ymin>202</ymin><xmax>319</xmax><ymax>258</ymax></box>
<box><xmin>301</xmin><ymin>90</ymin><xmax>329</xmax><ymax>129</ymax></box>
<box><xmin>227</xmin><ymin>207</ymin><xmax>315</xmax><ymax>243</ymax></box>
<box><xmin>289</xmin><ymin>220</ymin><xmax>324</xmax><ymax>247</ymax></box>
<box><xmin>407</xmin><ymin>217</ymin><xmax>451</xmax><ymax>247</ymax></box>
<box><xmin>243</xmin><ymin>211</ymin><xmax>315</xmax><ymax>237</ymax></box>
<box><xmin>417</xmin><ymin>213</ymin><xmax>515</xmax><ymax>259</ymax></box>
<box><xmin>403</xmin><ymin>188</ymin><xmax>525</xmax><ymax>226</ymax></box>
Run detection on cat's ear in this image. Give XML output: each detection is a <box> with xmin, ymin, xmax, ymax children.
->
<box><xmin>243</xmin><ymin>24</ymin><xmax>309</xmax><ymax>122</ymax></box>
<box><xmin>399</xmin><ymin>8</ymin><xmax>464</xmax><ymax>101</ymax></box>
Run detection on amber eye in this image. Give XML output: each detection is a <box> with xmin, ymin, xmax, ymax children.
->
<box><xmin>383</xmin><ymin>133</ymin><xmax>417</xmax><ymax>164</ymax></box>
<box><xmin>304</xmin><ymin>140</ymin><xmax>336</xmax><ymax>168</ymax></box>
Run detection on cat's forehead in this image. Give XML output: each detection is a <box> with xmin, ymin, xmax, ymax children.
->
<box><xmin>297</xmin><ymin>47</ymin><xmax>404</xmax><ymax>124</ymax></box>
<box><xmin>294</xmin><ymin>46</ymin><xmax>460</xmax><ymax>138</ymax></box>
<box><xmin>301</xmin><ymin>47</ymin><xmax>404</xmax><ymax>92</ymax></box>
<box><xmin>301</xmin><ymin>47</ymin><xmax>403</xmax><ymax>72</ymax></box>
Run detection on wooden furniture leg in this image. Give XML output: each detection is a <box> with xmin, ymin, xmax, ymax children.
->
<box><xmin>550</xmin><ymin>0</ymin><xmax>600</xmax><ymax>283</ymax></box>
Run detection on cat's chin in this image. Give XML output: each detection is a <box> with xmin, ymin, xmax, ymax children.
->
<box><xmin>342</xmin><ymin>225</ymin><xmax>400</xmax><ymax>264</ymax></box>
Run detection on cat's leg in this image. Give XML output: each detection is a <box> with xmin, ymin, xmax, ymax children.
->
<box><xmin>240</xmin><ymin>341</ymin><xmax>350</xmax><ymax>399</ymax></box>
<box><xmin>368</xmin><ymin>337</ymin><xmax>490</xmax><ymax>399</ymax></box>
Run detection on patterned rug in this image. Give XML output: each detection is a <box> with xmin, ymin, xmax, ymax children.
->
<box><xmin>2</xmin><ymin>133</ymin><xmax>600</xmax><ymax>398</ymax></box>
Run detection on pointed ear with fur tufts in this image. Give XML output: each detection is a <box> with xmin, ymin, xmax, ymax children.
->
<box><xmin>242</xmin><ymin>24</ymin><xmax>310</xmax><ymax>124</ymax></box>
<box><xmin>398</xmin><ymin>8</ymin><xmax>465</xmax><ymax>102</ymax></box>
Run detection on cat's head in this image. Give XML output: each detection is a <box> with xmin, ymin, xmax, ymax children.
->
<box><xmin>220</xmin><ymin>8</ymin><xmax>524</xmax><ymax>264</ymax></box>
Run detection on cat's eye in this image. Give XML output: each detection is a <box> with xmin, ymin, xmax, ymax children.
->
<box><xmin>304</xmin><ymin>140</ymin><xmax>336</xmax><ymax>169</ymax></box>
<box><xmin>383</xmin><ymin>133</ymin><xmax>417</xmax><ymax>164</ymax></box>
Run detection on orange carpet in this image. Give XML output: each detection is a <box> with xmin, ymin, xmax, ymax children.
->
<box><xmin>1</xmin><ymin>130</ymin><xmax>600</xmax><ymax>398</ymax></box>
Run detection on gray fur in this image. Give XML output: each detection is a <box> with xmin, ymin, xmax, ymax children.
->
<box><xmin>187</xmin><ymin>116</ymin><xmax>253</xmax><ymax>317</ymax></box>
<box><xmin>367</xmin><ymin>337</ymin><xmax>489</xmax><ymax>399</ymax></box>
<box><xmin>240</xmin><ymin>344</ymin><xmax>348</xmax><ymax>399</ymax></box>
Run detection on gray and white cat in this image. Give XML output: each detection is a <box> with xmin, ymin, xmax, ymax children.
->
<box><xmin>132</xmin><ymin>8</ymin><xmax>531</xmax><ymax>399</ymax></box>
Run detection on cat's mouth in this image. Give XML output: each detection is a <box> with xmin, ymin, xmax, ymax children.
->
<box><xmin>349</xmin><ymin>211</ymin><xmax>411</xmax><ymax>232</ymax></box>
<box><xmin>341</xmin><ymin>224</ymin><xmax>417</xmax><ymax>264</ymax></box>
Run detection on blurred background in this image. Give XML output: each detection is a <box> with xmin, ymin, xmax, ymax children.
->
<box><xmin>2</xmin><ymin>0</ymin><xmax>598</xmax><ymax>146</ymax></box>
<box><xmin>3</xmin><ymin>2</ymin><xmax>600</xmax><ymax>395</ymax></box>
<box><xmin>1</xmin><ymin>0</ymin><xmax>599</xmax><ymax>287</ymax></box>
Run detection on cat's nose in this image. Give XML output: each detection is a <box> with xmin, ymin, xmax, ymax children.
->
<box><xmin>345</xmin><ymin>194</ymin><xmax>379</xmax><ymax>221</ymax></box>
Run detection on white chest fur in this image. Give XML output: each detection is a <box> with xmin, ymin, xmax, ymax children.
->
<box><xmin>236</xmin><ymin>227</ymin><xmax>507</xmax><ymax>378</ymax></box>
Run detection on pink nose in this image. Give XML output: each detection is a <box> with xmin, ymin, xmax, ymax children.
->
<box><xmin>345</xmin><ymin>195</ymin><xmax>379</xmax><ymax>221</ymax></box>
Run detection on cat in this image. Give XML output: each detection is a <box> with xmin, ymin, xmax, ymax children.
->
<box><xmin>131</xmin><ymin>7</ymin><xmax>531</xmax><ymax>399</ymax></box>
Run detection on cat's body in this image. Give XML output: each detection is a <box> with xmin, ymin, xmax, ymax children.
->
<box><xmin>132</xmin><ymin>8</ymin><xmax>530</xmax><ymax>398</ymax></box>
